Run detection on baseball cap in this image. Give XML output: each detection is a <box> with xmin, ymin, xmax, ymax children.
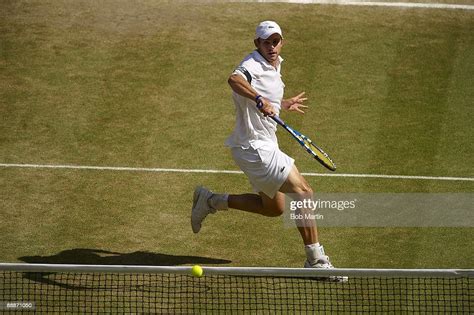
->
<box><xmin>255</xmin><ymin>21</ymin><xmax>283</xmax><ymax>40</ymax></box>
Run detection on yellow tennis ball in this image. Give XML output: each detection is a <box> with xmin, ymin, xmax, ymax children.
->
<box><xmin>191</xmin><ymin>265</ymin><xmax>203</xmax><ymax>277</ymax></box>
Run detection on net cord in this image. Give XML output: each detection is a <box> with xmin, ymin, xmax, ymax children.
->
<box><xmin>0</xmin><ymin>263</ymin><xmax>472</xmax><ymax>278</ymax></box>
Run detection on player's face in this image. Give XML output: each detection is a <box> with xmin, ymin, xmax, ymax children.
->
<box><xmin>255</xmin><ymin>33</ymin><xmax>283</xmax><ymax>66</ymax></box>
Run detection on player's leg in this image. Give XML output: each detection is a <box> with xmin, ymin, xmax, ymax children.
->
<box><xmin>279</xmin><ymin>165</ymin><xmax>339</xmax><ymax>271</ymax></box>
<box><xmin>278</xmin><ymin>165</ymin><xmax>318</xmax><ymax>245</ymax></box>
<box><xmin>191</xmin><ymin>151</ymin><xmax>312</xmax><ymax>232</ymax></box>
<box><xmin>227</xmin><ymin>192</ymin><xmax>284</xmax><ymax>217</ymax></box>
<box><xmin>191</xmin><ymin>166</ymin><xmax>313</xmax><ymax>236</ymax></box>
<box><xmin>191</xmin><ymin>190</ymin><xmax>284</xmax><ymax>234</ymax></box>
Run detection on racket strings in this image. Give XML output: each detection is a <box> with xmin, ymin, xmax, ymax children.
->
<box><xmin>303</xmin><ymin>138</ymin><xmax>336</xmax><ymax>171</ymax></box>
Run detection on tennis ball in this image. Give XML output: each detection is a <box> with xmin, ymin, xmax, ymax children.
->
<box><xmin>191</xmin><ymin>265</ymin><xmax>203</xmax><ymax>277</ymax></box>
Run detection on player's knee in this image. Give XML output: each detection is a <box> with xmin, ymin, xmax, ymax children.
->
<box><xmin>294</xmin><ymin>183</ymin><xmax>313</xmax><ymax>199</ymax></box>
<box><xmin>263</xmin><ymin>204</ymin><xmax>285</xmax><ymax>217</ymax></box>
<box><xmin>284</xmin><ymin>171</ymin><xmax>313</xmax><ymax>198</ymax></box>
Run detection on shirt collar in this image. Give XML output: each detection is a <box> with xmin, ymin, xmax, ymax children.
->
<box><xmin>253</xmin><ymin>50</ymin><xmax>284</xmax><ymax>70</ymax></box>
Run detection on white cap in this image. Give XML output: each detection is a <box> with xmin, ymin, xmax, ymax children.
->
<box><xmin>255</xmin><ymin>21</ymin><xmax>283</xmax><ymax>40</ymax></box>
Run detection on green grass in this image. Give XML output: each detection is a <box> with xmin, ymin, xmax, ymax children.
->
<box><xmin>1</xmin><ymin>1</ymin><xmax>473</xmax><ymax>269</ymax></box>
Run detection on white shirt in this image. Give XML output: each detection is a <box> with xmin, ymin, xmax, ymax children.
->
<box><xmin>225</xmin><ymin>50</ymin><xmax>285</xmax><ymax>150</ymax></box>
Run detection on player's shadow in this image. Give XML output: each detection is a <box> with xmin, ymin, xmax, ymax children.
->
<box><xmin>19</xmin><ymin>248</ymin><xmax>231</xmax><ymax>266</ymax></box>
<box><xmin>18</xmin><ymin>249</ymin><xmax>231</xmax><ymax>290</ymax></box>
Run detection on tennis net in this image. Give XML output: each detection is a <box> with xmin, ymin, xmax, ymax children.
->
<box><xmin>0</xmin><ymin>263</ymin><xmax>472</xmax><ymax>313</ymax></box>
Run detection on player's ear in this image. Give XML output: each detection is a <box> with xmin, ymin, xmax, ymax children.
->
<box><xmin>254</xmin><ymin>38</ymin><xmax>259</xmax><ymax>48</ymax></box>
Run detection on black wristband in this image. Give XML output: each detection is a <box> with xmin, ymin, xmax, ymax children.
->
<box><xmin>255</xmin><ymin>95</ymin><xmax>263</xmax><ymax>109</ymax></box>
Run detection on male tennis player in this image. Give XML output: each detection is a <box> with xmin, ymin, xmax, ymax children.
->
<box><xmin>192</xmin><ymin>21</ymin><xmax>339</xmax><ymax>271</ymax></box>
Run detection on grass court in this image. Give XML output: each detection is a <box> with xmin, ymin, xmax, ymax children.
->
<box><xmin>1</xmin><ymin>0</ymin><xmax>473</xmax><ymax>270</ymax></box>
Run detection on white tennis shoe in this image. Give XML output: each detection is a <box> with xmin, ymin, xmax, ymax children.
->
<box><xmin>304</xmin><ymin>256</ymin><xmax>348</xmax><ymax>282</ymax></box>
<box><xmin>304</xmin><ymin>256</ymin><xmax>334</xmax><ymax>269</ymax></box>
<box><xmin>191</xmin><ymin>186</ymin><xmax>216</xmax><ymax>234</ymax></box>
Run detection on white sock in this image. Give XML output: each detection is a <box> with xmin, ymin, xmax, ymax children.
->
<box><xmin>208</xmin><ymin>193</ymin><xmax>229</xmax><ymax>211</ymax></box>
<box><xmin>305</xmin><ymin>243</ymin><xmax>326</xmax><ymax>263</ymax></box>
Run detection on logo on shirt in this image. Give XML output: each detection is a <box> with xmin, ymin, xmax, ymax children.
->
<box><xmin>280</xmin><ymin>166</ymin><xmax>286</xmax><ymax>173</ymax></box>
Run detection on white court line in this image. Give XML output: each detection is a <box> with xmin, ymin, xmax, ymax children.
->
<box><xmin>252</xmin><ymin>0</ymin><xmax>474</xmax><ymax>10</ymax></box>
<box><xmin>1</xmin><ymin>163</ymin><xmax>473</xmax><ymax>182</ymax></box>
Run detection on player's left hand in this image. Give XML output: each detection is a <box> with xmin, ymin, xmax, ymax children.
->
<box><xmin>283</xmin><ymin>92</ymin><xmax>308</xmax><ymax>114</ymax></box>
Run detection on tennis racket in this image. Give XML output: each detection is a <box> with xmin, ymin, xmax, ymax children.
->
<box><xmin>256</xmin><ymin>98</ymin><xmax>336</xmax><ymax>171</ymax></box>
<box><xmin>270</xmin><ymin>114</ymin><xmax>337</xmax><ymax>172</ymax></box>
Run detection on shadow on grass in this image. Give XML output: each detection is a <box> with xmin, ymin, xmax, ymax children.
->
<box><xmin>18</xmin><ymin>249</ymin><xmax>231</xmax><ymax>291</ymax></box>
<box><xmin>19</xmin><ymin>248</ymin><xmax>231</xmax><ymax>266</ymax></box>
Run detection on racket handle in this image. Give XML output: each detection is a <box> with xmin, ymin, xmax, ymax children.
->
<box><xmin>270</xmin><ymin>115</ymin><xmax>285</xmax><ymax>126</ymax></box>
<box><xmin>254</xmin><ymin>96</ymin><xmax>285</xmax><ymax>127</ymax></box>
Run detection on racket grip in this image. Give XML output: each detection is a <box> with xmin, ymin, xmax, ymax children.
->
<box><xmin>271</xmin><ymin>115</ymin><xmax>285</xmax><ymax>126</ymax></box>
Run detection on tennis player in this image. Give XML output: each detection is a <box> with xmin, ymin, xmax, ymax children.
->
<box><xmin>192</xmin><ymin>21</ymin><xmax>339</xmax><ymax>270</ymax></box>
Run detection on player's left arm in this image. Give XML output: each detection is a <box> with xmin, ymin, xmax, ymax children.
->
<box><xmin>281</xmin><ymin>92</ymin><xmax>308</xmax><ymax>114</ymax></box>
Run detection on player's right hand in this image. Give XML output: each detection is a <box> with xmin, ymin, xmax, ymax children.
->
<box><xmin>256</xmin><ymin>96</ymin><xmax>276</xmax><ymax>117</ymax></box>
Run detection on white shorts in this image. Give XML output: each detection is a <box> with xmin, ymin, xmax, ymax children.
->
<box><xmin>231</xmin><ymin>145</ymin><xmax>294</xmax><ymax>198</ymax></box>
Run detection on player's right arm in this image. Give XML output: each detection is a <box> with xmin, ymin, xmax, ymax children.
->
<box><xmin>228</xmin><ymin>73</ymin><xmax>275</xmax><ymax>116</ymax></box>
